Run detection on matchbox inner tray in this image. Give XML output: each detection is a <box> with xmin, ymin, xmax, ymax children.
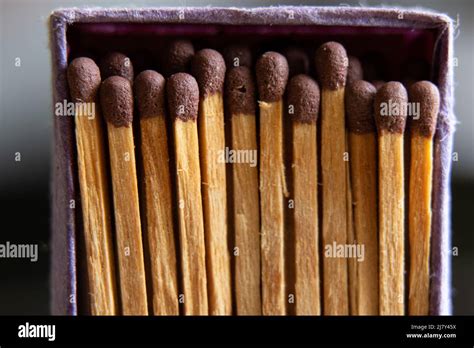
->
<box><xmin>50</xmin><ymin>7</ymin><xmax>454</xmax><ymax>315</ymax></box>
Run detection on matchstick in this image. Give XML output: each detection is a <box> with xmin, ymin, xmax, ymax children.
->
<box><xmin>287</xmin><ymin>74</ymin><xmax>321</xmax><ymax>315</ymax></box>
<box><xmin>408</xmin><ymin>81</ymin><xmax>440</xmax><ymax>315</ymax></box>
<box><xmin>346</xmin><ymin>150</ymin><xmax>357</xmax><ymax>316</ymax></box>
<box><xmin>67</xmin><ymin>57</ymin><xmax>118</xmax><ymax>315</ymax></box>
<box><xmin>100</xmin><ymin>76</ymin><xmax>148</xmax><ymax>315</ymax></box>
<box><xmin>345</xmin><ymin>54</ymin><xmax>363</xmax><ymax>315</ymax></box>
<box><xmin>191</xmin><ymin>49</ymin><xmax>232</xmax><ymax>315</ymax></box>
<box><xmin>256</xmin><ymin>51</ymin><xmax>289</xmax><ymax>315</ymax></box>
<box><xmin>315</xmin><ymin>42</ymin><xmax>349</xmax><ymax>315</ymax></box>
<box><xmin>374</xmin><ymin>81</ymin><xmax>408</xmax><ymax>315</ymax></box>
<box><xmin>346</xmin><ymin>80</ymin><xmax>379</xmax><ymax>315</ymax></box>
<box><xmin>162</xmin><ymin>39</ymin><xmax>195</xmax><ymax>76</ymax></box>
<box><xmin>134</xmin><ymin>70</ymin><xmax>179</xmax><ymax>315</ymax></box>
<box><xmin>225</xmin><ymin>66</ymin><xmax>261</xmax><ymax>315</ymax></box>
<box><xmin>100</xmin><ymin>52</ymin><xmax>134</xmax><ymax>82</ymax></box>
<box><xmin>167</xmin><ymin>73</ymin><xmax>208</xmax><ymax>315</ymax></box>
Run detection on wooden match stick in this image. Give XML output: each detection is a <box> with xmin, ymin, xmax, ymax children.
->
<box><xmin>287</xmin><ymin>74</ymin><xmax>321</xmax><ymax>315</ymax></box>
<box><xmin>374</xmin><ymin>81</ymin><xmax>408</xmax><ymax>316</ymax></box>
<box><xmin>191</xmin><ymin>49</ymin><xmax>232</xmax><ymax>315</ymax></box>
<box><xmin>225</xmin><ymin>66</ymin><xmax>261</xmax><ymax>315</ymax></box>
<box><xmin>346</xmin><ymin>80</ymin><xmax>379</xmax><ymax>315</ymax></box>
<box><xmin>408</xmin><ymin>81</ymin><xmax>440</xmax><ymax>315</ymax></box>
<box><xmin>162</xmin><ymin>39</ymin><xmax>195</xmax><ymax>76</ymax></box>
<box><xmin>167</xmin><ymin>73</ymin><xmax>208</xmax><ymax>315</ymax></box>
<box><xmin>345</xmin><ymin>55</ymin><xmax>362</xmax><ymax>315</ymax></box>
<box><xmin>256</xmin><ymin>51</ymin><xmax>289</xmax><ymax>315</ymax></box>
<box><xmin>134</xmin><ymin>70</ymin><xmax>179</xmax><ymax>315</ymax></box>
<box><xmin>100</xmin><ymin>76</ymin><xmax>148</xmax><ymax>315</ymax></box>
<box><xmin>100</xmin><ymin>52</ymin><xmax>134</xmax><ymax>82</ymax></box>
<box><xmin>315</xmin><ymin>42</ymin><xmax>349</xmax><ymax>315</ymax></box>
<box><xmin>67</xmin><ymin>58</ymin><xmax>118</xmax><ymax>315</ymax></box>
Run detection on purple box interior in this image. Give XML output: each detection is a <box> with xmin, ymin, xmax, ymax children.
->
<box><xmin>50</xmin><ymin>7</ymin><xmax>454</xmax><ymax>315</ymax></box>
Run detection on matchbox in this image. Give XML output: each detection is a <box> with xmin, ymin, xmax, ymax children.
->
<box><xmin>49</xmin><ymin>6</ymin><xmax>454</xmax><ymax>315</ymax></box>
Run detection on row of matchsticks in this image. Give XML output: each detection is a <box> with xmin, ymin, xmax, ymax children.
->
<box><xmin>66</xmin><ymin>40</ymin><xmax>439</xmax><ymax>316</ymax></box>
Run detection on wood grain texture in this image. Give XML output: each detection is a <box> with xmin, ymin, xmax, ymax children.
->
<box><xmin>408</xmin><ymin>135</ymin><xmax>433</xmax><ymax>315</ymax></box>
<box><xmin>75</xmin><ymin>105</ymin><xmax>118</xmax><ymax>315</ymax></box>
<box><xmin>321</xmin><ymin>88</ymin><xmax>349</xmax><ymax>315</ymax></box>
<box><xmin>259</xmin><ymin>100</ymin><xmax>288</xmax><ymax>315</ymax></box>
<box><xmin>378</xmin><ymin>132</ymin><xmax>405</xmax><ymax>315</ymax></box>
<box><xmin>106</xmin><ymin>124</ymin><xmax>148</xmax><ymax>315</ymax></box>
<box><xmin>198</xmin><ymin>93</ymin><xmax>232</xmax><ymax>315</ymax></box>
<box><xmin>231</xmin><ymin>113</ymin><xmax>262</xmax><ymax>315</ymax></box>
<box><xmin>346</xmin><ymin>133</ymin><xmax>357</xmax><ymax>315</ymax></box>
<box><xmin>173</xmin><ymin>119</ymin><xmax>208</xmax><ymax>315</ymax></box>
<box><xmin>140</xmin><ymin>116</ymin><xmax>179</xmax><ymax>315</ymax></box>
<box><xmin>293</xmin><ymin>122</ymin><xmax>320</xmax><ymax>315</ymax></box>
<box><xmin>349</xmin><ymin>133</ymin><xmax>379</xmax><ymax>315</ymax></box>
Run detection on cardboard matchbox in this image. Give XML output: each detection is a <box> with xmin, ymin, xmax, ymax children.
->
<box><xmin>49</xmin><ymin>6</ymin><xmax>454</xmax><ymax>315</ymax></box>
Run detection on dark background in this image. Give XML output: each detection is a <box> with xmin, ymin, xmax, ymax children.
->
<box><xmin>0</xmin><ymin>0</ymin><xmax>472</xmax><ymax>314</ymax></box>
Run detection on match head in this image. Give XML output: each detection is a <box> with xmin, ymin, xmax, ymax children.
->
<box><xmin>315</xmin><ymin>41</ymin><xmax>348</xmax><ymax>90</ymax></box>
<box><xmin>374</xmin><ymin>81</ymin><xmax>408</xmax><ymax>134</ymax></box>
<box><xmin>287</xmin><ymin>74</ymin><xmax>320</xmax><ymax>124</ymax></box>
<box><xmin>225</xmin><ymin>66</ymin><xmax>256</xmax><ymax>116</ymax></box>
<box><xmin>162</xmin><ymin>39</ymin><xmax>195</xmax><ymax>76</ymax></box>
<box><xmin>100</xmin><ymin>52</ymin><xmax>134</xmax><ymax>82</ymax></box>
<box><xmin>255</xmin><ymin>51</ymin><xmax>289</xmax><ymax>102</ymax></box>
<box><xmin>100</xmin><ymin>76</ymin><xmax>134</xmax><ymax>127</ymax></box>
<box><xmin>223</xmin><ymin>44</ymin><xmax>253</xmax><ymax>68</ymax></box>
<box><xmin>408</xmin><ymin>81</ymin><xmax>440</xmax><ymax>138</ymax></box>
<box><xmin>284</xmin><ymin>47</ymin><xmax>310</xmax><ymax>77</ymax></box>
<box><xmin>345</xmin><ymin>80</ymin><xmax>377</xmax><ymax>133</ymax></box>
<box><xmin>191</xmin><ymin>48</ymin><xmax>226</xmax><ymax>96</ymax></box>
<box><xmin>347</xmin><ymin>56</ymin><xmax>363</xmax><ymax>85</ymax></box>
<box><xmin>167</xmin><ymin>73</ymin><xmax>199</xmax><ymax>122</ymax></box>
<box><xmin>67</xmin><ymin>57</ymin><xmax>101</xmax><ymax>102</ymax></box>
<box><xmin>134</xmin><ymin>70</ymin><xmax>166</xmax><ymax>118</ymax></box>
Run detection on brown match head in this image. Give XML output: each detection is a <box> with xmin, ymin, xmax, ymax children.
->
<box><xmin>67</xmin><ymin>57</ymin><xmax>101</xmax><ymax>103</ymax></box>
<box><xmin>100</xmin><ymin>76</ymin><xmax>134</xmax><ymax>127</ymax></box>
<box><xmin>345</xmin><ymin>80</ymin><xmax>376</xmax><ymax>133</ymax></box>
<box><xmin>162</xmin><ymin>39</ymin><xmax>195</xmax><ymax>76</ymax></box>
<box><xmin>134</xmin><ymin>70</ymin><xmax>166</xmax><ymax>118</ymax></box>
<box><xmin>223</xmin><ymin>44</ymin><xmax>252</xmax><ymax>68</ymax></box>
<box><xmin>284</xmin><ymin>47</ymin><xmax>310</xmax><ymax>77</ymax></box>
<box><xmin>287</xmin><ymin>74</ymin><xmax>320</xmax><ymax>124</ymax></box>
<box><xmin>256</xmin><ymin>51</ymin><xmax>289</xmax><ymax>102</ymax></box>
<box><xmin>374</xmin><ymin>81</ymin><xmax>408</xmax><ymax>134</ymax></box>
<box><xmin>409</xmin><ymin>81</ymin><xmax>440</xmax><ymax>138</ymax></box>
<box><xmin>315</xmin><ymin>41</ymin><xmax>348</xmax><ymax>90</ymax></box>
<box><xmin>191</xmin><ymin>48</ymin><xmax>226</xmax><ymax>96</ymax></box>
<box><xmin>100</xmin><ymin>52</ymin><xmax>134</xmax><ymax>82</ymax></box>
<box><xmin>167</xmin><ymin>73</ymin><xmax>199</xmax><ymax>122</ymax></box>
<box><xmin>347</xmin><ymin>56</ymin><xmax>363</xmax><ymax>85</ymax></box>
<box><xmin>225</xmin><ymin>66</ymin><xmax>256</xmax><ymax>116</ymax></box>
